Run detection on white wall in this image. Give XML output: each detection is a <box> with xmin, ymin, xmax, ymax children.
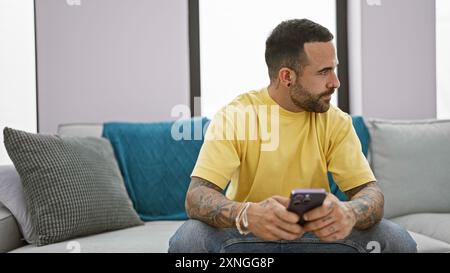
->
<box><xmin>199</xmin><ymin>0</ymin><xmax>337</xmax><ymax>118</ymax></box>
<box><xmin>35</xmin><ymin>0</ymin><xmax>190</xmax><ymax>133</ymax></box>
<box><xmin>0</xmin><ymin>0</ymin><xmax>37</xmax><ymax>165</ymax></box>
<box><xmin>349</xmin><ymin>0</ymin><xmax>436</xmax><ymax>119</ymax></box>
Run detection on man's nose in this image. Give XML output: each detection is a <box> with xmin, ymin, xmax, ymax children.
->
<box><xmin>327</xmin><ymin>71</ymin><xmax>340</xmax><ymax>89</ymax></box>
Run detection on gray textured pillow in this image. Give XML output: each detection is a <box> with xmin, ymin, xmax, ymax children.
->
<box><xmin>3</xmin><ymin>127</ymin><xmax>143</xmax><ymax>246</ymax></box>
<box><xmin>366</xmin><ymin>119</ymin><xmax>450</xmax><ymax>219</ymax></box>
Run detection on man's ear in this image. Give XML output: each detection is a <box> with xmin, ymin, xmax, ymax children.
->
<box><xmin>278</xmin><ymin>68</ymin><xmax>296</xmax><ymax>88</ymax></box>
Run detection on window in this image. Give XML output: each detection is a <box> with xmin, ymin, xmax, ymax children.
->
<box><xmin>0</xmin><ymin>0</ymin><xmax>36</xmax><ymax>164</ymax></box>
<box><xmin>199</xmin><ymin>0</ymin><xmax>337</xmax><ymax>118</ymax></box>
<box><xmin>436</xmin><ymin>0</ymin><xmax>450</xmax><ymax>119</ymax></box>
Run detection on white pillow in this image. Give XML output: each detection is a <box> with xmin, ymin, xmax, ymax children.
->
<box><xmin>0</xmin><ymin>165</ymin><xmax>37</xmax><ymax>243</ymax></box>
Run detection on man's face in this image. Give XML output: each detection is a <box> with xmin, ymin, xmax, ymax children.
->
<box><xmin>289</xmin><ymin>42</ymin><xmax>340</xmax><ymax>113</ymax></box>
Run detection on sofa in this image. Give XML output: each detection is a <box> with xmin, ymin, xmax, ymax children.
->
<box><xmin>1</xmin><ymin>117</ymin><xmax>450</xmax><ymax>253</ymax></box>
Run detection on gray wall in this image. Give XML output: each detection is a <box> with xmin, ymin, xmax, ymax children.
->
<box><xmin>349</xmin><ymin>0</ymin><xmax>436</xmax><ymax>119</ymax></box>
<box><xmin>35</xmin><ymin>0</ymin><xmax>190</xmax><ymax>133</ymax></box>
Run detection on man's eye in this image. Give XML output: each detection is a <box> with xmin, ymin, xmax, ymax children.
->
<box><xmin>319</xmin><ymin>70</ymin><xmax>329</xmax><ymax>75</ymax></box>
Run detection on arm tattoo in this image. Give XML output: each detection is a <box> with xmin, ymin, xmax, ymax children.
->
<box><xmin>185</xmin><ymin>176</ymin><xmax>244</xmax><ymax>228</ymax></box>
<box><xmin>345</xmin><ymin>182</ymin><xmax>384</xmax><ymax>230</ymax></box>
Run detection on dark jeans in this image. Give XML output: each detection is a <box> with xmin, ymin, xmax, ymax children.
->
<box><xmin>168</xmin><ymin>219</ymin><xmax>417</xmax><ymax>253</ymax></box>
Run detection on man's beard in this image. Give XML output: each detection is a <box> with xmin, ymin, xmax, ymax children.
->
<box><xmin>289</xmin><ymin>82</ymin><xmax>335</xmax><ymax>113</ymax></box>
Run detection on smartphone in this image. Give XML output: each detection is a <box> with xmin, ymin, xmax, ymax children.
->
<box><xmin>287</xmin><ymin>188</ymin><xmax>327</xmax><ymax>225</ymax></box>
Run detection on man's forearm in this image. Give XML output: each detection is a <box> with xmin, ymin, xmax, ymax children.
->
<box><xmin>185</xmin><ymin>177</ymin><xmax>244</xmax><ymax>228</ymax></box>
<box><xmin>345</xmin><ymin>182</ymin><xmax>384</xmax><ymax>230</ymax></box>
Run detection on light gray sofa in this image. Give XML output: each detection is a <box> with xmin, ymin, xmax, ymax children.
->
<box><xmin>1</xmin><ymin>118</ymin><xmax>450</xmax><ymax>253</ymax></box>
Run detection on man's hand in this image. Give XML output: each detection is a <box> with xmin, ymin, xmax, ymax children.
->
<box><xmin>302</xmin><ymin>193</ymin><xmax>356</xmax><ymax>242</ymax></box>
<box><xmin>246</xmin><ymin>196</ymin><xmax>305</xmax><ymax>241</ymax></box>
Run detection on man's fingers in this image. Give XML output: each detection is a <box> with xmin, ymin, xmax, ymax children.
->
<box><xmin>319</xmin><ymin>230</ymin><xmax>343</xmax><ymax>242</ymax></box>
<box><xmin>303</xmin><ymin>196</ymin><xmax>334</xmax><ymax>222</ymax></box>
<box><xmin>272</xmin><ymin>195</ymin><xmax>290</xmax><ymax>208</ymax></box>
<box><xmin>274</xmin><ymin>205</ymin><xmax>300</xmax><ymax>224</ymax></box>
<box><xmin>313</xmin><ymin>223</ymin><xmax>340</xmax><ymax>239</ymax></box>
<box><xmin>275</xmin><ymin>217</ymin><xmax>304</xmax><ymax>236</ymax></box>
<box><xmin>303</xmin><ymin>215</ymin><xmax>335</xmax><ymax>232</ymax></box>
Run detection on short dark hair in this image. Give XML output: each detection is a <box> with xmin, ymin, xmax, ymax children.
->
<box><xmin>265</xmin><ymin>19</ymin><xmax>334</xmax><ymax>81</ymax></box>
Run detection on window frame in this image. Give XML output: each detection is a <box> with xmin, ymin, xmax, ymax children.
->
<box><xmin>188</xmin><ymin>0</ymin><xmax>350</xmax><ymax>115</ymax></box>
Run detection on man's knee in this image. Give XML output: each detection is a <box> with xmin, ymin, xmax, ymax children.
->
<box><xmin>168</xmin><ymin>219</ymin><xmax>223</xmax><ymax>253</ymax></box>
<box><xmin>353</xmin><ymin>219</ymin><xmax>417</xmax><ymax>253</ymax></box>
<box><xmin>382</xmin><ymin>220</ymin><xmax>417</xmax><ymax>253</ymax></box>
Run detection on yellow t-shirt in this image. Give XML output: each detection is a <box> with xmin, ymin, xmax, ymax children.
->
<box><xmin>191</xmin><ymin>87</ymin><xmax>376</xmax><ymax>202</ymax></box>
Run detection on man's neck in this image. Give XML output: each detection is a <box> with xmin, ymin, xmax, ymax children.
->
<box><xmin>267</xmin><ymin>83</ymin><xmax>305</xmax><ymax>113</ymax></box>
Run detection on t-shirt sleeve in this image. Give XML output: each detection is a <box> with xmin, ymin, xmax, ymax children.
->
<box><xmin>327</xmin><ymin>114</ymin><xmax>376</xmax><ymax>192</ymax></box>
<box><xmin>191</xmin><ymin>110</ymin><xmax>241</xmax><ymax>189</ymax></box>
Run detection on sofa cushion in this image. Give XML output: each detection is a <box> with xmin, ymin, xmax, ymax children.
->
<box><xmin>391</xmin><ymin>213</ymin><xmax>450</xmax><ymax>245</ymax></box>
<box><xmin>102</xmin><ymin>118</ymin><xmax>208</xmax><ymax>221</ymax></box>
<box><xmin>0</xmin><ymin>165</ymin><xmax>37</xmax><ymax>243</ymax></box>
<box><xmin>0</xmin><ymin>204</ymin><xmax>26</xmax><ymax>252</ymax></box>
<box><xmin>57</xmin><ymin>123</ymin><xmax>103</xmax><ymax>137</ymax></box>
<box><xmin>9</xmin><ymin>219</ymin><xmax>449</xmax><ymax>253</ymax></box>
<box><xmin>10</xmin><ymin>221</ymin><xmax>184</xmax><ymax>253</ymax></box>
<box><xmin>407</xmin><ymin>230</ymin><xmax>450</xmax><ymax>253</ymax></box>
<box><xmin>3</xmin><ymin>127</ymin><xmax>143</xmax><ymax>246</ymax></box>
<box><xmin>366</xmin><ymin>119</ymin><xmax>450</xmax><ymax>218</ymax></box>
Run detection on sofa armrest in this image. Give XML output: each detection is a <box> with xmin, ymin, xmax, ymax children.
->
<box><xmin>0</xmin><ymin>203</ymin><xmax>25</xmax><ymax>252</ymax></box>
